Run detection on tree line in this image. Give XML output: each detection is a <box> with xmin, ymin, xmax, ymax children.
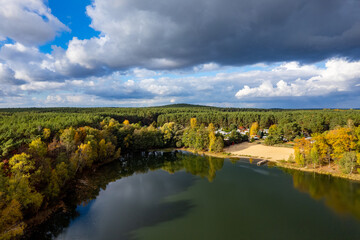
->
<box><xmin>2</xmin><ymin>105</ymin><xmax>359</xmax><ymax>160</ymax></box>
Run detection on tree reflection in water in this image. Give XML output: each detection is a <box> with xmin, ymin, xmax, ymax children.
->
<box><xmin>162</xmin><ymin>152</ymin><xmax>224</xmax><ymax>182</ymax></box>
<box><xmin>283</xmin><ymin>168</ymin><xmax>360</xmax><ymax>220</ymax></box>
<box><xmin>26</xmin><ymin>151</ymin><xmax>224</xmax><ymax>239</ymax></box>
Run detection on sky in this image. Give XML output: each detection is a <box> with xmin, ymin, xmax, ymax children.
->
<box><xmin>0</xmin><ymin>0</ymin><xmax>360</xmax><ymax>108</ymax></box>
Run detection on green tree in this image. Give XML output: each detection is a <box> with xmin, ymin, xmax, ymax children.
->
<box><xmin>310</xmin><ymin>145</ymin><xmax>320</xmax><ymax>168</ymax></box>
<box><xmin>265</xmin><ymin>124</ymin><xmax>282</xmax><ymax>145</ymax></box>
<box><xmin>7</xmin><ymin>175</ymin><xmax>43</xmax><ymax>213</ymax></box>
<box><xmin>338</xmin><ymin>152</ymin><xmax>357</xmax><ymax>174</ymax></box>
<box><xmin>194</xmin><ymin>124</ymin><xmax>209</xmax><ymax>150</ymax></box>
<box><xmin>46</xmin><ymin>169</ymin><xmax>61</xmax><ymax>199</ymax></box>
<box><xmin>213</xmin><ymin>136</ymin><xmax>224</xmax><ymax>152</ymax></box>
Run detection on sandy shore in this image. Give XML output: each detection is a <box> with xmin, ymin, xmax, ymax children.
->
<box><xmin>224</xmin><ymin>142</ymin><xmax>294</xmax><ymax>161</ymax></box>
<box><xmin>181</xmin><ymin>145</ymin><xmax>360</xmax><ymax>182</ymax></box>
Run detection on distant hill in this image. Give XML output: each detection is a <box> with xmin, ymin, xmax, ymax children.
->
<box><xmin>156</xmin><ymin>103</ymin><xmax>212</xmax><ymax>108</ymax></box>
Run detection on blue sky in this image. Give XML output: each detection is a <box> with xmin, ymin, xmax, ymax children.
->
<box><xmin>0</xmin><ymin>0</ymin><xmax>360</xmax><ymax>108</ymax></box>
<box><xmin>39</xmin><ymin>0</ymin><xmax>98</xmax><ymax>53</ymax></box>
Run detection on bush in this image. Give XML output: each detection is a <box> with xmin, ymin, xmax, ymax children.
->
<box><xmin>264</xmin><ymin>135</ymin><xmax>282</xmax><ymax>145</ymax></box>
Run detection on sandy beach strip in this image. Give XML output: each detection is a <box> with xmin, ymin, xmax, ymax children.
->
<box><xmin>224</xmin><ymin>142</ymin><xmax>294</xmax><ymax>161</ymax></box>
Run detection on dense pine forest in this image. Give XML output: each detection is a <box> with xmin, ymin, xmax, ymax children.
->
<box><xmin>2</xmin><ymin>105</ymin><xmax>360</xmax><ymax>159</ymax></box>
<box><xmin>1</xmin><ymin>104</ymin><xmax>360</xmax><ymax>239</ymax></box>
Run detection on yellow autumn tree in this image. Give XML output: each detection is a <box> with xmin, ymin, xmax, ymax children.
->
<box><xmin>29</xmin><ymin>138</ymin><xmax>47</xmax><ymax>158</ymax></box>
<box><xmin>312</xmin><ymin>133</ymin><xmax>331</xmax><ymax>165</ymax></box>
<box><xmin>161</xmin><ymin>122</ymin><xmax>175</xmax><ymax>145</ymax></box>
<box><xmin>123</xmin><ymin>119</ymin><xmax>130</xmax><ymax>125</ymax></box>
<box><xmin>7</xmin><ymin>154</ymin><xmax>43</xmax><ymax>213</ymax></box>
<box><xmin>43</xmin><ymin>128</ymin><xmax>51</xmax><ymax>140</ymax></box>
<box><xmin>60</xmin><ymin>127</ymin><xmax>76</xmax><ymax>153</ymax></box>
<box><xmin>208</xmin><ymin>123</ymin><xmax>216</xmax><ymax>152</ymax></box>
<box><xmin>190</xmin><ymin>118</ymin><xmax>197</xmax><ymax>128</ymax></box>
<box><xmin>294</xmin><ymin>138</ymin><xmax>312</xmax><ymax>166</ymax></box>
<box><xmin>98</xmin><ymin>139</ymin><xmax>116</xmax><ymax>161</ymax></box>
<box><xmin>325</xmin><ymin>127</ymin><xmax>356</xmax><ymax>160</ymax></box>
<box><xmin>9</xmin><ymin>153</ymin><xmax>34</xmax><ymax>177</ymax></box>
<box><xmin>250</xmin><ymin>122</ymin><xmax>259</xmax><ymax>136</ymax></box>
<box><xmin>71</xmin><ymin>142</ymin><xmax>97</xmax><ymax>173</ymax></box>
<box><xmin>355</xmin><ymin>126</ymin><xmax>360</xmax><ymax>172</ymax></box>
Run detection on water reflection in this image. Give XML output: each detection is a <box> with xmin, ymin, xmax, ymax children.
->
<box><xmin>283</xmin><ymin>168</ymin><xmax>360</xmax><ymax>220</ymax></box>
<box><xmin>26</xmin><ymin>151</ymin><xmax>360</xmax><ymax>240</ymax></box>
<box><xmin>162</xmin><ymin>152</ymin><xmax>224</xmax><ymax>182</ymax></box>
<box><xmin>57</xmin><ymin>170</ymin><xmax>194</xmax><ymax>240</ymax></box>
<box><xmin>27</xmin><ymin>151</ymin><xmax>224</xmax><ymax>240</ymax></box>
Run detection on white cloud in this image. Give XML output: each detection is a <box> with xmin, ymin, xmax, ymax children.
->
<box><xmin>77</xmin><ymin>58</ymin><xmax>360</xmax><ymax>105</ymax></box>
<box><xmin>0</xmin><ymin>43</ymin><xmax>64</xmax><ymax>82</ymax></box>
<box><xmin>20</xmin><ymin>81</ymin><xmax>65</xmax><ymax>91</ymax></box>
<box><xmin>131</xmin><ymin>68</ymin><xmax>158</xmax><ymax>78</ymax></box>
<box><xmin>235</xmin><ymin>59</ymin><xmax>360</xmax><ymax>98</ymax></box>
<box><xmin>140</xmin><ymin>78</ymin><xmax>185</xmax><ymax>95</ymax></box>
<box><xmin>45</xmin><ymin>94</ymin><xmax>96</xmax><ymax>105</ymax></box>
<box><xmin>235</xmin><ymin>80</ymin><xmax>300</xmax><ymax>98</ymax></box>
<box><xmin>66</xmin><ymin>95</ymin><xmax>89</xmax><ymax>103</ymax></box>
<box><xmin>19</xmin><ymin>79</ymin><xmax>95</xmax><ymax>91</ymax></box>
<box><xmin>46</xmin><ymin>95</ymin><xmax>63</xmax><ymax>103</ymax></box>
<box><xmin>0</xmin><ymin>0</ymin><xmax>69</xmax><ymax>45</ymax></box>
<box><xmin>1</xmin><ymin>58</ymin><xmax>360</xmax><ymax>108</ymax></box>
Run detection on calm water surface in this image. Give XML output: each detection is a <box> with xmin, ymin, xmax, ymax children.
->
<box><xmin>30</xmin><ymin>151</ymin><xmax>360</xmax><ymax>240</ymax></box>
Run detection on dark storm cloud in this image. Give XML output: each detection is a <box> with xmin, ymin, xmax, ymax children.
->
<box><xmin>2</xmin><ymin>0</ymin><xmax>360</xmax><ymax>82</ymax></box>
<box><xmin>62</xmin><ymin>0</ymin><xmax>360</xmax><ymax>75</ymax></box>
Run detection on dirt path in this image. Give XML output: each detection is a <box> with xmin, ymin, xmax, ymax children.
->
<box><xmin>224</xmin><ymin>142</ymin><xmax>294</xmax><ymax>161</ymax></box>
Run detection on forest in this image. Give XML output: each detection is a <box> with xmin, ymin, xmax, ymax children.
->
<box><xmin>1</xmin><ymin>104</ymin><xmax>360</xmax><ymax>239</ymax></box>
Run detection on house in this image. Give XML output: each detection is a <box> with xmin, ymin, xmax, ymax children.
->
<box><xmin>215</xmin><ymin>128</ymin><xmax>230</xmax><ymax>136</ymax></box>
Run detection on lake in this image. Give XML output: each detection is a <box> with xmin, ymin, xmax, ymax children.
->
<box><xmin>29</xmin><ymin>151</ymin><xmax>360</xmax><ymax>240</ymax></box>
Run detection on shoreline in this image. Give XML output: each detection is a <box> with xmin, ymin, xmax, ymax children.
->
<box><xmin>180</xmin><ymin>143</ymin><xmax>360</xmax><ymax>182</ymax></box>
<box><xmin>20</xmin><ymin>146</ymin><xmax>360</xmax><ymax>238</ymax></box>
